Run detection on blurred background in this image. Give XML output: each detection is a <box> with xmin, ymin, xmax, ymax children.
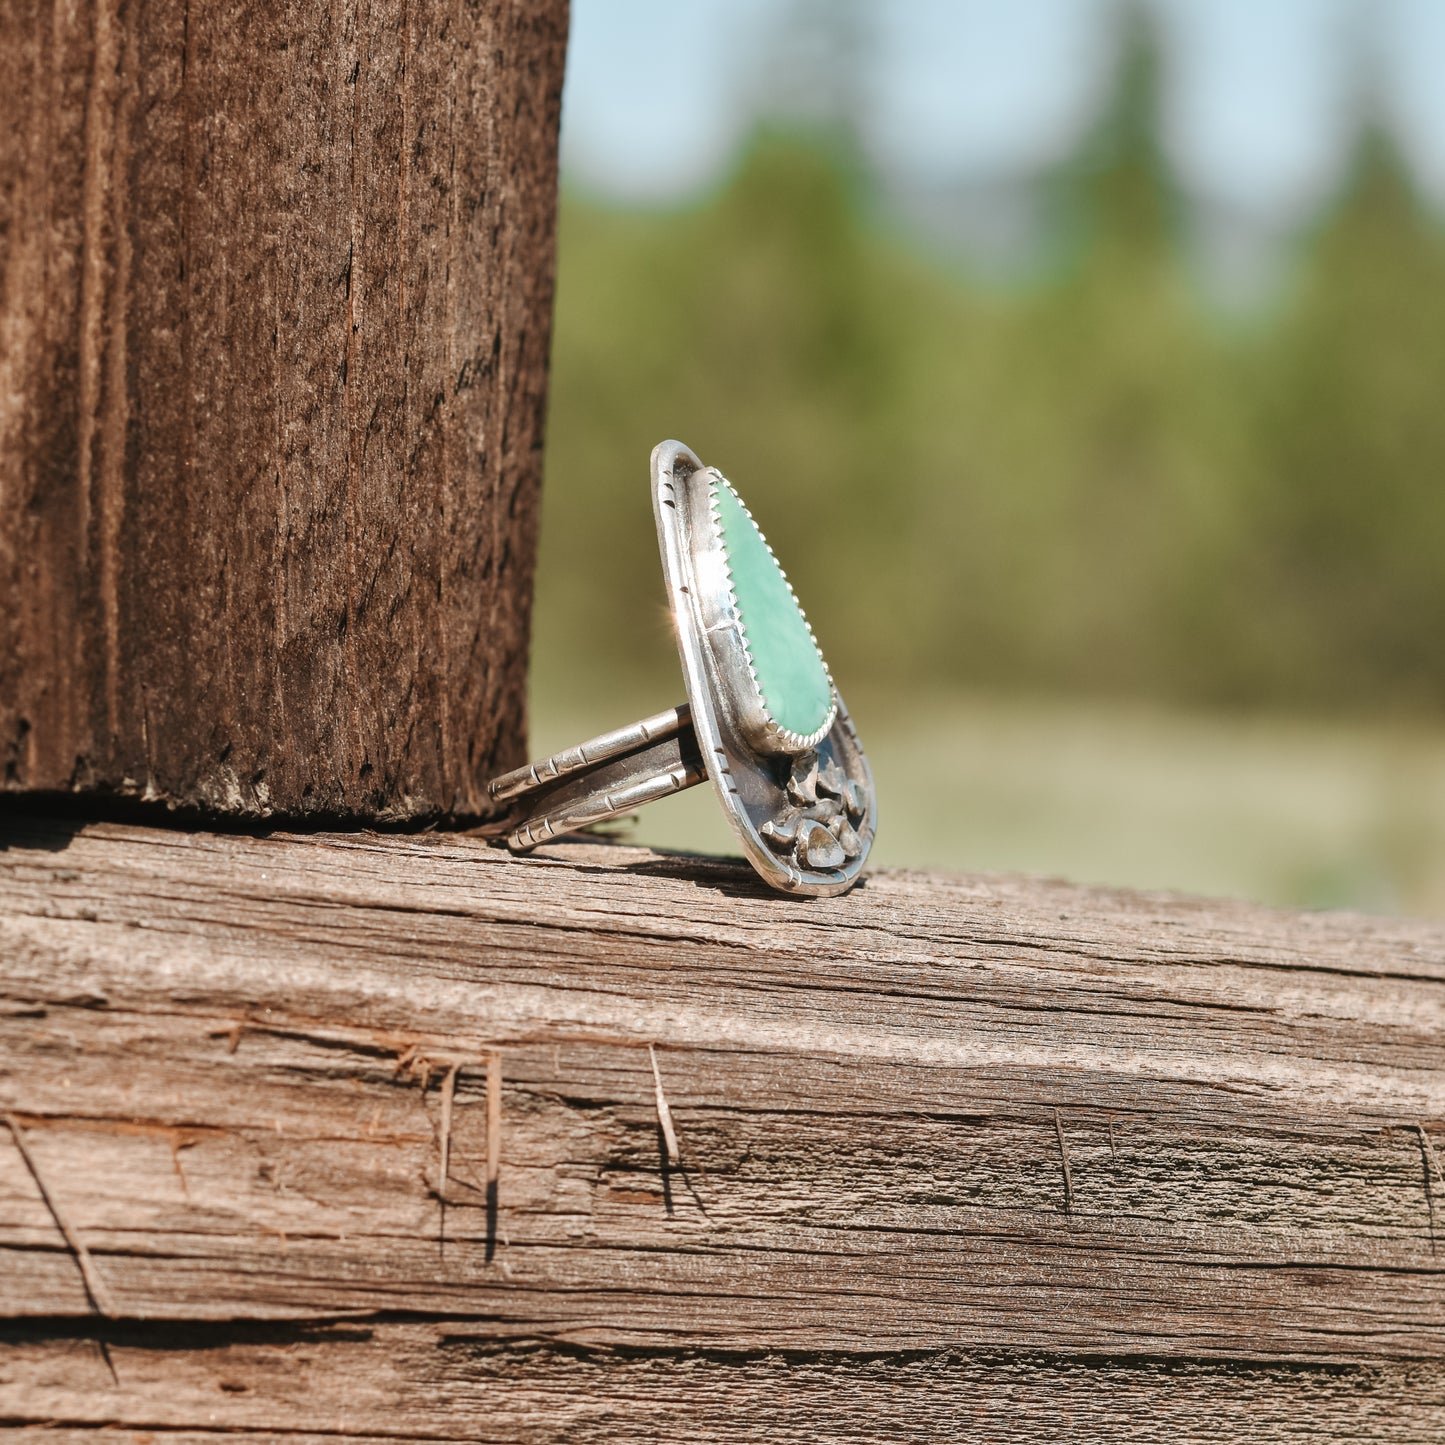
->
<box><xmin>529</xmin><ymin>0</ymin><xmax>1445</xmax><ymax>917</ymax></box>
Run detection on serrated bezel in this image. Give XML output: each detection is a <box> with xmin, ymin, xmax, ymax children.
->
<box><xmin>703</xmin><ymin>470</ymin><xmax>838</xmax><ymax>755</ymax></box>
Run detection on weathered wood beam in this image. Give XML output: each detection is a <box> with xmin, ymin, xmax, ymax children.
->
<box><xmin>0</xmin><ymin>0</ymin><xmax>567</xmax><ymax>821</ymax></box>
<box><xmin>1</xmin><ymin>816</ymin><xmax>1443</xmax><ymax>1439</ymax></box>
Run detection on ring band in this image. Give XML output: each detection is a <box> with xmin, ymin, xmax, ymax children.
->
<box><xmin>489</xmin><ymin>441</ymin><xmax>875</xmax><ymax>897</ymax></box>
<box><xmin>488</xmin><ymin>704</ymin><xmax>705</xmax><ymax>850</ymax></box>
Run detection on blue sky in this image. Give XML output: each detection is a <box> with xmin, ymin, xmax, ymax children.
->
<box><xmin>560</xmin><ymin>0</ymin><xmax>1445</xmax><ymax>230</ymax></box>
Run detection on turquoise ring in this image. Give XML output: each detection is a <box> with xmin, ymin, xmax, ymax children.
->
<box><xmin>488</xmin><ymin>441</ymin><xmax>875</xmax><ymax>896</ymax></box>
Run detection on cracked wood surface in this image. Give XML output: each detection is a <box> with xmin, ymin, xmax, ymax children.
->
<box><xmin>5</xmin><ymin>1324</ymin><xmax>1445</xmax><ymax>1443</ymax></box>
<box><xmin>1</xmin><ymin>814</ymin><xmax>1444</xmax><ymax>1437</ymax></box>
<box><xmin>0</xmin><ymin>0</ymin><xmax>566</xmax><ymax>821</ymax></box>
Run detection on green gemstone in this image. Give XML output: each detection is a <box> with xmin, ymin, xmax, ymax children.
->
<box><xmin>712</xmin><ymin>479</ymin><xmax>834</xmax><ymax>742</ymax></box>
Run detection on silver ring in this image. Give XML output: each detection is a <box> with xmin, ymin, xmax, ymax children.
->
<box><xmin>488</xmin><ymin>441</ymin><xmax>875</xmax><ymax>897</ymax></box>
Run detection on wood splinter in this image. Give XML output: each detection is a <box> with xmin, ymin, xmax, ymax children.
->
<box><xmin>650</xmin><ymin>1044</ymin><xmax>681</xmax><ymax>1167</ymax></box>
<box><xmin>1418</xmin><ymin>1122</ymin><xmax>1443</xmax><ymax>1254</ymax></box>
<box><xmin>486</xmin><ymin>1051</ymin><xmax>502</xmax><ymax>1185</ymax></box>
<box><xmin>1054</xmin><ymin>1109</ymin><xmax>1074</xmax><ymax>1217</ymax></box>
<box><xmin>3</xmin><ymin>1113</ymin><xmax>117</xmax><ymax>1319</ymax></box>
<box><xmin>438</xmin><ymin>1064</ymin><xmax>461</xmax><ymax>1196</ymax></box>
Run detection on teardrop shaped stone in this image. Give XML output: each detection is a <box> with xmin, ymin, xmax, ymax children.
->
<box><xmin>712</xmin><ymin>478</ymin><xmax>834</xmax><ymax>743</ymax></box>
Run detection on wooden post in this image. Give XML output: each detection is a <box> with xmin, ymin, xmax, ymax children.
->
<box><xmin>0</xmin><ymin>0</ymin><xmax>567</xmax><ymax>822</ymax></box>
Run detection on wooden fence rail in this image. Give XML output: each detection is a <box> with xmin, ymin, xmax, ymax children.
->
<box><xmin>2</xmin><ymin>816</ymin><xmax>1443</xmax><ymax>1438</ymax></box>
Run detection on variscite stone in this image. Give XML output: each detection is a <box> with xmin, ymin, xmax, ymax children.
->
<box><xmin>712</xmin><ymin>478</ymin><xmax>835</xmax><ymax>744</ymax></box>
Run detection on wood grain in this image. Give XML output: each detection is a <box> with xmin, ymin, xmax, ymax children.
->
<box><xmin>5</xmin><ymin>1323</ymin><xmax>1445</xmax><ymax>1442</ymax></box>
<box><xmin>0</xmin><ymin>0</ymin><xmax>567</xmax><ymax>822</ymax></box>
<box><xmin>1</xmin><ymin>816</ymin><xmax>1443</xmax><ymax>1436</ymax></box>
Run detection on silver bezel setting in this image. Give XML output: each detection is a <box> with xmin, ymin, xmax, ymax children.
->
<box><xmin>704</xmin><ymin>473</ymin><xmax>838</xmax><ymax>754</ymax></box>
<box><xmin>653</xmin><ymin>440</ymin><xmax>875</xmax><ymax>896</ymax></box>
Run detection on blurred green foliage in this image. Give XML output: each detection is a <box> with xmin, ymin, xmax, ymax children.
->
<box><xmin>537</xmin><ymin>44</ymin><xmax>1445</xmax><ymax>721</ymax></box>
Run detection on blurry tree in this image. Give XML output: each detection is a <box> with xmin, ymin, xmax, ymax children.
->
<box><xmin>1248</xmin><ymin>135</ymin><xmax>1445</xmax><ymax>712</ymax></box>
<box><xmin>537</xmin><ymin>12</ymin><xmax>1445</xmax><ymax>721</ymax></box>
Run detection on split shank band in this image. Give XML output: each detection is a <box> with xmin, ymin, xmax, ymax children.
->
<box><xmin>487</xmin><ymin>704</ymin><xmax>704</xmax><ymax>852</ymax></box>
